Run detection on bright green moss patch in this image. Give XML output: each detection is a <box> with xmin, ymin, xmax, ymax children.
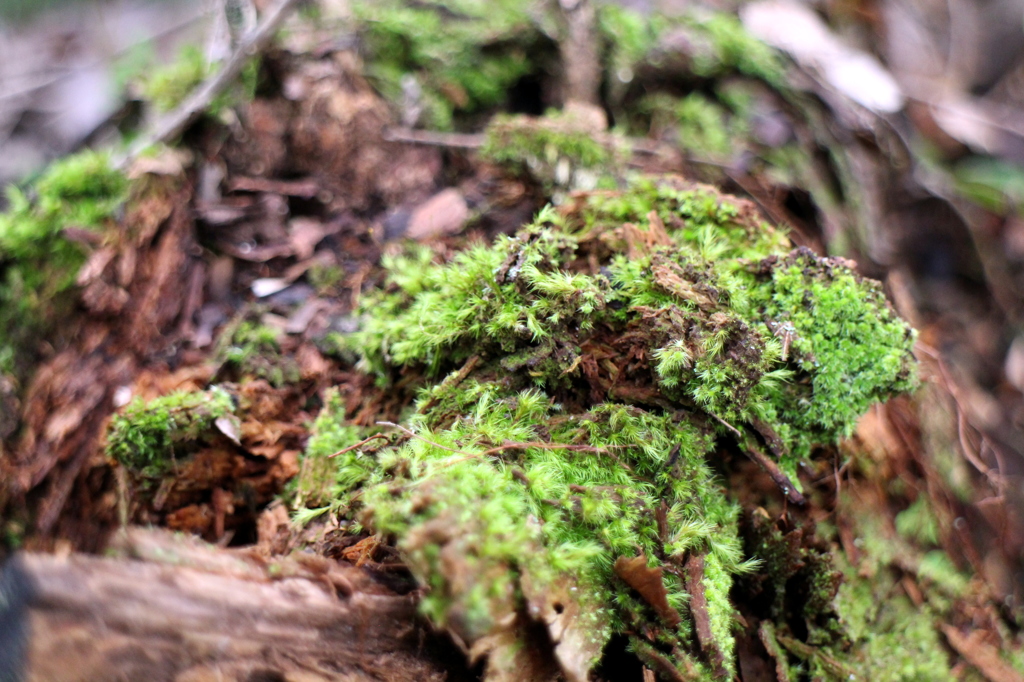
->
<box><xmin>142</xmin><ymin>45</ymin><xmax>207</xmax><ymax>113</ymax></box>
<box><xmin>310</xmin><ymin>175</ymin><xmax>917</xmax><ymax>679</ymax></box>
<box><xmin>133</xmin><ymin>43</ymin><xmax>259</xmax><ymax>117</ymax></box>
<box><xmin>827</xmin><ymin>546</ymin><xmax>960</xmax><ymax>682</ymax></box>
<box><xmin>107</xmin><ymin>387</ymin><xmax>234</xmax><ymax>479</ymax></box>
<box><xmin>0</xmin><ymin>151</ymin><xmax>127</xmax><ymax>376</ymax></box>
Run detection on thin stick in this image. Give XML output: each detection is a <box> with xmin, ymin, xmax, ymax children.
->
<box><xmin>124</xmin><ymin>0</ymin><xmax>304</xmax><ymax>162</ymax></box>
<box><xmin>376</xmin><ymin>422</ymin><xmax>465</xmax><ymax>455</ymax></box>
<box><xmin>743</xmin><ymin>439</ymin><xmax>806</xmax><ymax>506</ymax></box>
<box><xmin>383</xmin><ymin>128</ymin><xmax>484</xmax><ymax>149</ymax></box>
<box><xmin>376</xmin><ymin>421</ymin><xmax>631</xmax><ymax>468</ymax></box>
<box><xmin>328</xmin><ymin>433</ymin><xmax>390</xmax><ymax>459</ymax></box>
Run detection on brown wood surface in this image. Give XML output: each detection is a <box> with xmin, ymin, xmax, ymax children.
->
<box><xmin>13</xmin><ymin>529</ymin><xmax>470</xmax><ymax>682</ymax></box>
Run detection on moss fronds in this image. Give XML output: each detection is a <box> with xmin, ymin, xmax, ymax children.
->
<box><xmin>107</xmin><ymin>387</ymin><xmax>235</xmax><ymax>479</ymax></box>
<box><xmin>356</xmin><ymin>389</ymin><xmax>736</xmax><ymax>670</ymax></box>
<box><xmin>290</xmin><ymin>388</ymin><xmax>374</xmax><ymax>515</ymax></box>
<box><xmin>349</xmin><ymin>177</ymin><xmax>914</xmax><ymax>471</ymax></box>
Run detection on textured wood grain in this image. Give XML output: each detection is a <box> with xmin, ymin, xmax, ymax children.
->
<box><xmin>11</xmin><ymin>529</ymin><xmax>470</xmax><ymax>682</ymax></box>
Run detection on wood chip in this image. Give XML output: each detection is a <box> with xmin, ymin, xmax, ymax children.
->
<box><xmin>942</xmin><ymin>625</ymin><xmax>1024</xmax><ymax>682</ymax></box>
<box><xmin>406</xmin><ymin>188</ymin><xmax>469</xmax><ymax>240</ymax></box>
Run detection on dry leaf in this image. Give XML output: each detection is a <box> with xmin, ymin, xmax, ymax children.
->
<box><xmin>613</xmin><ymin>555</ymin><xmax>681</xmax><ymax>627</ymax></box>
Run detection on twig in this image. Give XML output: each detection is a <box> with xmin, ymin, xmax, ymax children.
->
<box><xmin>376</xmin><ymin>422</ymin><xmax>465</xmax><ymax>456</ymax></box>
<box><xmin>417</xmin><ymin>355</ymin><xmax>480</xmax><ymax>415</ymax></box>
<box><xmin>743</xmin><ymin>439</ymin><xmax>806</xmax><ymax>506</ymax></box>
<box><xmin>382</xmin><ymin>128</ymin><xmax>484</xmax><ymax>148</ymax></box>
<box><xmin>918</xmin><ymin>343</ymin><xmax>1006</xmax><ymax>491</ymax></box>
<box><xmin>384</xmin><ymin>126</ymin><xmax>704</xmax><ymax>165</ymax></box>
<box><xmin>328</xmin><ymin>433</ymin><xmax>390</xmax><ymax>459</ymax></box>
<box><xmin>707</xmin><ymin>411</ymin><xmax>743</xmax><ymax>439</ymax></box>
<box><xmin>375</xmin><ymin>421</ymin><xmax>631</xmax><ymax>468</ymax></box>
<box><xmin>124</xmin><ymin>0</ymin><xmax>304</xmax><ymax>163</ymax></box>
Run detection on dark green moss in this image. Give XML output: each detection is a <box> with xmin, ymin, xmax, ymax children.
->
<box><xmin>214</xmin><ymin>318</ymin><xmax>299</xmax><ymax>388</ymax></box>
<box><xmin>0</xmin><ymin>151</ymin><xmax>127</xmax><ymax>377</ymax></box>
<box><xmin>351</xmin><ymin>0</ymin><xmax>540</xmax><ymax>130</ymax></box>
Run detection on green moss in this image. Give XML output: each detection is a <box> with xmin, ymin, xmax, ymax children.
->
<box><xmin>137</xmin><ymin>43</ymin><xmax>260</xmax><ymax>118</ymax></box>
<box><xmin>895</xmin><ymin>497</ymin><xmax>940</xmax><ymax>546</ymax></box>
<box><xmin>691</xmin><ymin>13</ymin><xmax>784</xmax><ymax>85</ymax></box>
<box><xmin>308</xmin><ymin>175</ymin><xmax>917</xmax><ymax>678</ymax></box>
<box><xmin>142</xmin><ymin>45</ymin><xmax>207</xmax><ymax>113</ymax></box>
<box><xmin>597</xmin><ymin>5</ymin><xmax>785</xmax><ymax>89</ymax></box>
<box><xmin>742</xmin><ymin>513</ymin><xmax>844</xmax><ymax>647</ymax></box>
<box><xmin>0</xmin><ymin>150</ymin><xmax>127</xmax><ymax>377</ymax></box>
<box><xmin>107</xmin><ymin>387</ymin><xmax>235</xmax><ymax>479</ymax></box>
<box><xmin>352</xmin><ymin>0</ymin><xmax>539</xmax><ymax>130</ymax></box>
<box><xmin>637</xmin><ymin>92</ymin><xmax>747</xmax><ymax>162</ymax></box>
<box><xmin>481</xmin><ymin>112</ymin><xmax>623</xmax><ymax>196</ymax></box>
<box><xmin>831</xmin><ymin>561</ymin><xmax>954</xmax><ymax>681</ymax></box>
<box><xmin>215</xmin><ymin>318</ymin><xmax>299</xmax><ymax>387</ymax></box>
<box><xmin>289</xmin><ymin>388</ymin><xmax>374</xmax><ymax>516</ymax></box>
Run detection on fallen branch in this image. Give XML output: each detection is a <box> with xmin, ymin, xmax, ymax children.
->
<box><xmin>8</xmin><ymin>528</ymin><xmax>466</xmax><ymax>682</ymax></box>
<box><xmin>125</xmin><ymin>0</ymin><xmax>305</xmax><ymax>162</ymax></box>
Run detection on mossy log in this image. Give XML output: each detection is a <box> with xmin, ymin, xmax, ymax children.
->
<box><xmin>6</xmin><ymin>528</ymin><xmax>470</xmax><ymax>682</ymax></box>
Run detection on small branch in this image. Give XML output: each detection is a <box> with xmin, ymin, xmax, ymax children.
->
<box><xmin>376</xmin><ymin>422</ymin><xmax>465</xmax><ymax>456</ymax></box>
<box><xmin>375</xmin><ymin>421</ymin><xmax>630</xmax><ymax>469</ymax></box>
<box><xmin>125</xmin><ymin>0</ymin><xmax>304</xmax><ymax>162</ymax></box>
<box><xmin>417</xmin><ymin>355</ymin><xmax>480</xmax><ymax>415</ymax></box>
<box><xmin>382</xmin><ymin>128</ymin><xmax>484</xmax><ymax>149</ymax></box>
<box><xmin>329</xmin><ymin>433</ymin><xmax>390</xmax><ymax>459</ymax></box>
<box><xmin>743</xmin><ymin>438</ymin><xmax>806</xmax><ymax>506</ymax></box>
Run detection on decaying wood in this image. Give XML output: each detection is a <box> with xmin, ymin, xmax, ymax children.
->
<box><xmin>12</xmin><ymin>529</ymin><xmax>470</xmax><ymax>682</ymax></box>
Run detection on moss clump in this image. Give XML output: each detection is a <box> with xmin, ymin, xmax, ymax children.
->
<box><xmin>482</xmin><ymin>112</ymin><xmax>623</xmax><ymax>197</ymax></box>
<box><xmin>0</xmin><ymin>151</ymin><xmax>127</xmax><ymax>376</ymax></box>
<box><xmin>215</xmin><ymin>318</ymin><xmax>299</xmax><ymax>387</ymax></box>
<box><xmin>133</xmin><ymin>43</ymin><xmax>259</xmax><ymax>117</ymax></box>
<box><xmin>311</xmin><ymin>175</ymin><xmax>917</xmax><ymax>678</ymax></box>
<box><xmin>598</xmin><ymin>5</ymin><xmax>786</xmax><ymax>90</ymax></box>
<box><xmin>141</xmin><ymin>45</ymin><xmax>208</xmax><ymax>113</ymax></box>
<box><xmin>351</xmin><ymin>0</ymin><xmax>541</xmax><ymax>130</ymax></box>
<box><xmin>107</xmin><ymin>387</ymin><xmax>235</xmax><ymax>480</ymax></box>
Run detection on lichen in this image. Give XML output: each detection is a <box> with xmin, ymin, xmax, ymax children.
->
<box><xmin>310</xmin><ymin>175</ymin><xmax>916</xmax><ymax>678</ymax></box>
